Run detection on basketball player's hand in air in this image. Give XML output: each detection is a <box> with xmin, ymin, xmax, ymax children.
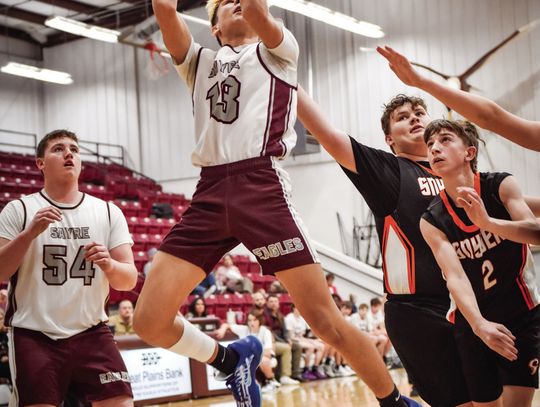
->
<box><xmin>84</xmin><ymin>242</ymin><xmax>113</xmax><ymax>272</ymax></box>
<box><xmin>456</xmin><ymin>187</ymin><xmax>490</xmax><ymax>229</ymax></box>
<box><xmin>376</xmin><ymin>46</ymin><xmax>424</xmax><ymax>88</ymax></box>
<box><xmin>27</xmin><ymin>206</ymin><xmax>62</xmax><ymax>238</ymax></box>
<box><xmin>473</xmin><ymin>319</ymin><xmax>518</xmax><ymax>361</ymax></box>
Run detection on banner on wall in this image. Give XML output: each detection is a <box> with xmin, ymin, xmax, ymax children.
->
<box><xmin>121</xmin><ymin>348</ymin><xmax>192</xmax><ymax>401</ymax></box>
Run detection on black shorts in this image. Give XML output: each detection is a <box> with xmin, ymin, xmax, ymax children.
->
<box><xmin>9</xmin><ymin>323</ymin><xmax>132</xmax><ymax>406</ymax></box>
<box><xmin>454</xmin><ymin>306</ymin><xmax>540</xmax><ymax>403</ymax></box>
<box><xmin>385</xmin><ymin>300</ymin><xmax>470</xmax><ymax>407</ymax></box>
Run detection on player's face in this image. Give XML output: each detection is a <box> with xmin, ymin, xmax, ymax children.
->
<box><xmin>212</xmin><ymin>0</ymin><xmax>255</xmax><ymax>42</ymax></box>
<box><xmin>426</xmin><ymin>130</ymin><xmax>476</xmax><ymax>177</ymax></box>
<box><xmin>386</xmin><ymin>103</ymin><xmax>431</xmax><ymax>156</ymax></box>
<box><xmin>37</xmin><ymin>137</ymin><xmax>81</xmax><ymax>181</ymax></box>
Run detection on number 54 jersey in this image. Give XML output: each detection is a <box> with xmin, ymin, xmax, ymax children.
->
<box><xmin>176</xmin><ymin>24</ymin><xmax>299</xmax><ymax>167</ymax></box>
<box><xmin>0</xmin><ymin>191</ymin><xmax>132</xmax><ymax>339</ymax></box>
<box><xmin>422</xmin><ymin>172</ymin><xmax>539</xmax><ymax>323</ymax></box>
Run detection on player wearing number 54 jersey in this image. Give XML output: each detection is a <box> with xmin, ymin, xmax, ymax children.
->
<box><xmin>420</xmin><ymin>120</ymin><xmax>540</xmax><ymax>406</ymax></box>
<box><xmin>0</xmin><ymin>130</ymin><xmax>137</xmax><ymax>407</ymax></box>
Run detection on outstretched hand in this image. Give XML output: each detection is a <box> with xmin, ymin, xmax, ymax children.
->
<box><xmin>473</xmin><ymin>319</ymin><xmax>517</xmax><ymax>361</ymax></box>
<box><xmin>376</xmin><ymin>46</ymin><xmax>424</xmax><ymax>87</ymax></box>
<box><xmin>456</xmin><ymin>186</ymin><xmax>491</xmax><ymax>229</ymax></box>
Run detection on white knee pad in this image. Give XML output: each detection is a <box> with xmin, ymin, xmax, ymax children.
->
<box><xmin>168</xmin><ymin>318</ymin><xmax>216</xmax><ymax>363</ymax></box>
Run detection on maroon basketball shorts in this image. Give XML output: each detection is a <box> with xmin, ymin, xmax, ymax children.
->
<box><xmin>9</xmin><ymin>323</ymin><xmax>132</xmax><ymax>406</ymax></box>
<box><xmin>160</xmin><ymin>156</ymin><xmax>320</xmax><ymax>275</ymax></box>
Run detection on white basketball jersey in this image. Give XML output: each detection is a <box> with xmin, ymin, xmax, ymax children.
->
<box><xmin>176</xmin><ymin>25</ymin><xmax>299</xmax><ymax>167</ymax></box>
<box><xmin>0</xmin><ymin>192</ymin><xmax>132</xmax><ymax>339</ymax></box>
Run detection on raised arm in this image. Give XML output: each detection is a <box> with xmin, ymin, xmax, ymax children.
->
<box><xmin>377</xmin><ymin>46</ymin><xmax>540</xmax><ymax>152</ymax></box>
<box><xmin>152</xmin><ymin>0</ymin><xmax>192</xmax><ymax>64</ymax></box>
<box><xmin>241</xmin><ymin>0</ymin><xmax>283</xmax><ymax>49</ymax></box>
<box><xmin>456</xmin><ymin>177</ymin><xmax>540</xmax><ymax>245</ymax></box>
<box><xmin>420</xmin><ymin>218</ymin><xmax>517</xmax><ymax>361</ymax></box>
<box><xmin>297</xmin><ymin>86</ymin><xmax>356</xmax><ymax>171</ymax></box>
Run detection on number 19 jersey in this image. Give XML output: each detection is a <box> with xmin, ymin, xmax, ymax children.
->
<box><xmin>0</xmin><ymin>191</ymin><xmax>132</xmax><ymax>339</ymax></box>
<box><xmin>175</xmin><ymin>25</ymin><xmax>299</xmax><ymax>167</ymax></box>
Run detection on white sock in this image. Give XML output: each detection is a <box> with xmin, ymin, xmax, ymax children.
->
<box><xmin>168</xmin><ymin>318</ymin><xmax>216</xmax><ymax>363</ymax></box>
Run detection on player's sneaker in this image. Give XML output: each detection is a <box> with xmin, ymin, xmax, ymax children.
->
<box><xmin>225</xmin><ymin>335</ymin><xmax>263</xmax><ymax>407</ymax></box>
<box><xmin>402</xmin><ymin>395</ymin><xmax>422</xmax><ymax>406</ymax></box>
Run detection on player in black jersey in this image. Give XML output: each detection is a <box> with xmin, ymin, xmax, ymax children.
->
<box><xmin>420</xmin><ymin>119</ymin><xmax>540</xmax><ymax>406</ymax></box>
<box><xmin>298</xmin><ymin>88</ymin><xmax>473</xmax><ymax>407</ymax></box>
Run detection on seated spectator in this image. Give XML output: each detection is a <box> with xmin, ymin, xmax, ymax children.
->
<box><xmin>349</xmin><ymin>293</ymin><xmax>359</xmax><ymax>314</ymax></box>
<box><xmin>284</xmin><ymin>304</ymin><xmax>327</xmax><ymax>381</ymax></box>
<box><xmin>0</xmin><ymin>290</ymin><xmax>7</xmax><ymax>312</ymax></box>
<box><xmin>350</xmin><ymin>303</ymin><xmax>387</xmax><ymax>357</ymax></box>
<box><xmin>191</xmin><ymin>272</ymin><xmax>217</xmax><ymax>298</ymax></box>
<box><xmin>143</xmin><ymin>247</ymin><xmax>158</xmax><ymax>278</ymax></box>
<box><xmin>215</xmin><ymin>254</ymin><xmax>253</xmax><ymax>293</ymax></box>
<box><xmin>185</xmin><ymin>296</ymin><xmax>209</xmax><ymax>319</ymax></box>
<box><xmin>268</xmin><ymin>280</ymin><xmax>286</xmax><ymax>294</ymax></box>
<box><xmin>0</xmin><ymin>309</ymin><xmax>9</xmax><ymax>383</ymax></box>
<box><xmin>325</xmin><ymin>273</ymin><xmax>340</xmax><ymax>299</ymax></box>
<box><xmin>108</xmin><ymin>299</ymin><xmax>135</xmax><ymax>335</ymax></box>
<box><xmin>215</xmin><ymin>310</ymin><xmax>278</xmax><ymax>393</ymax></box>
<box><xmin>367</xmin><ymin>297</ymin><xmax>392</xmax><ymax>360</ymax></box>
<box><xmin>264</xmin><ymin>295</ymin><xmax>301</xmax><ymax>385</ymax></box>
<box><xmin>251</xmin><ymin>291</ymin><xmax>267</xmax><ymax>313</ymax></box>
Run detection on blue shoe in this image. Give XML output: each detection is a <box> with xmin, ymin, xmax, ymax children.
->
<box><xmin>225</xmin><ymin>335</ymin><xmax>263</xmax><ymax>407</ymax></box>
<box><xmin>402</xmin><ymin>395</ymin><xmax>422</xmax><ymax>406</ymax></box>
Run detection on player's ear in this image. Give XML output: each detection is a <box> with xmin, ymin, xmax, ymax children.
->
<box><xmin>35</xmin><ymin>157</ymin><xmax>44</xmax><ymax>171</ymax></box>
<box><xmin>465</xmin><ymin>145</ymin><xmax>477</xmax><ymax>162</ymax></box>
<box><xmin>385</xmin><ymin>134</ymin><xmax>395</xmax><ymax>149</ymax></box>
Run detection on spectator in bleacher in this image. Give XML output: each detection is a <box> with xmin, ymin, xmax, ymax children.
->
<box><xmin>215</xmin><ymin>254</ymin><xmax>254</xmax><ymax>293</ymax></box>
<box><xmin>143</xmin><ymin>247</ymin><xmax>158</xmax><ymax>278</ymax></box>
<box><xmin>215</xmin><ymin>310</ymin><xmax>278</xmax><ymax>393</ymax></box>
<box><xmin>0</xmin><ymin>309</ymin><xmax>10</xmax><ymax>383</ymax></box>
<box><xmin>326</xmin><ymin>273</ymin><xmax>340</xmax><ymax>297</ymax></box>
<box><xmin>349</xmin><ymin>293</ymin><xmax>359</xmax><ymax>314</ymax></box>
<box><xmin>368</xmin><ymin>298</ymin><xmax>392</xmax><ymax>361</ymax></box>
<box><xmin>0</xmin><ymin>129</ymin><xmax>136</xmax><ymax>405</ymax></box>
<box><xmin>186</xmin><ymin>296</ymin><xmax>208</xmax><ymax>319</ymax></box>
<box><xmin>264</xmin><ymin>295</ymin><xmax>301</xmax><ymax>385</ymax></box>
<box><xmin>268</xmin><ymin>280</ymin><xmax>286</xmax><ymax>294</ymax></box>
<box><xmin>350</xmin><ymin>303</ymin><xmax>388</xmax><ymax>358</ymax></box>
<box><xmin>284</xmin><ymin>304</ymin><xmax>327</xmax><ymax>380</ymax></box>
<box><xmin>251</xmin><ymin>291</ymin><xmax>267</xmax><ymax>313</ymax></box>
<box><xmin>0</xmin><ymin>290</ymin><xmax>7</xmax><ymax>312</ymax></box>
<box><xmin>192</xmin><ymin>272</ymin><xmax>218</xmax><ymax>298</ymax></box>
<box><xmin>108</xmin><ymin>299</ymin><xmax>136</xmax><ymax>335</ymax></box>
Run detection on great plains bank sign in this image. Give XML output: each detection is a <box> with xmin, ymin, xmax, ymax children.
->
<box><xmin>121</xmin><ymin>348</ymin><xmax>192</xmax><ymax>401</ymax></box>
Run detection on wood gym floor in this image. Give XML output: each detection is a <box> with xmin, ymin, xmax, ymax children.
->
<box><xmin>148</xmin><ymin>369</ymin><xmax>540</xmax><ymax>407</ymax></box>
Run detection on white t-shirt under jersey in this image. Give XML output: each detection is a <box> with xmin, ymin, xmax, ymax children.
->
<box><xmin>0</xmin><ymin>191</ymin><xmax>132</xmax><ymax>339</ymax></box>
<box><xmin>176</xmin><ymin>25</ymin><xmax>299</xmax><ymax>167</ymax></box>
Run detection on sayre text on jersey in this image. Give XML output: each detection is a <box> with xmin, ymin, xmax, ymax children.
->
<box><xmin>50</xmin><ymin>226</ymin><xmax>90</xmax><ymax>240</ymax></box>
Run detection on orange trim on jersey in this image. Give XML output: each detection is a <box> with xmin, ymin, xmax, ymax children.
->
<box><xmin>516</xmin><ymin>244</ymin><xmax>535</xmax><ymax>310</ymax></box>
<box><xmin>409</xmin><ymin>159</ymin><xmax>439</xmax><ymax>177</ymax></box>
<box><xmin>447</xmin><ymin>309</ymin><xmax>456</xmax><ymax>324</ymax></box>
<box><xmin>381</xmin><ymin>215</ymin><xmax>416</xmax><ymax>294</ymax></box>
<box><xmin>440</xmin><ymin>173</ymin><xmax>481</xmax><ymax>233</ymax></box>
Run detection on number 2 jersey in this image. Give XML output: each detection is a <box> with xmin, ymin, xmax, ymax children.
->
<box><xmin>422</xmin><ymin>172</ymin><xmax>539</xmax><ymax>323</ymax></box>
<box><xmin>0</xmin><ymin>191</ymin><xmax>132</xmax><ymax>339</ymax></box>
<box><xmin>175</xmin><ymin>24</ymin><xmax>299</xmax><ymax>167</ymax></box>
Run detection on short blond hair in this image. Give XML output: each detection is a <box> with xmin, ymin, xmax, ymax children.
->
<box><xmin>206</xmin><ymin>0</ymin><xmax>220</xmax><ymax>25</ymax></box>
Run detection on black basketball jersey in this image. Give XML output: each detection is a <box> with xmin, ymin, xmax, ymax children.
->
<box><xmin>342</xmin><ymin>137</ymin><xmax>449</xmax><ymax>306</ymax></box>
<box><xmin>422</xmin><ymin>172</ymin><xmax>539</xmax><ymax>323</ymax></box>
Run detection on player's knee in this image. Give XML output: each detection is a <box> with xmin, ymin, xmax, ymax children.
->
<box><xmin>307</xmin><ymin>317</ymin><xmax>344</xmax><ymax>348</ymax></box>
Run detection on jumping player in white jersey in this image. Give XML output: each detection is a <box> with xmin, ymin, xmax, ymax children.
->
<box><xmin>0</xmin><ymin>130</ymin><xmax>137</xmax><ymax>407</ymax></box>
<box><xmin>134</xmin><ymin>1</ymin><xmax>419</xmax><ymax>406</ymax></box>
<box><xmin>420</xmin><ymin>119</ymin><xmax>539</xmax><ymax>406</ymax></box>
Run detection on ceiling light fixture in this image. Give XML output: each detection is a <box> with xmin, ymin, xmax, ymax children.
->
<box><xmin>268</xmin><ymin>0</ymin><xmax>384</xmax><ymax>38</ymax></box>
<box><xmin>45</xmin><ymin>16</ymin><xmax>120</xmax><ymax>43</ymax></box>
<box><xmin>1</xmin><ymin>62</ymin><xmax>73</xmax><ymax>85</ymax></box>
